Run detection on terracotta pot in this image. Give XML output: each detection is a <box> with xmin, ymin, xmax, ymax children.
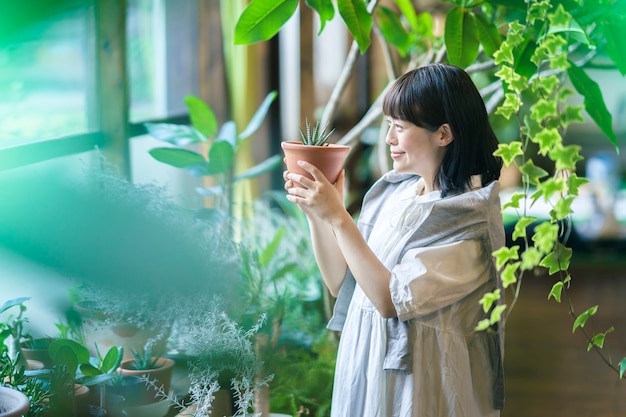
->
<box><xmin>0</xmin><ymin>386</ymin><xmax>30</xmax><ymax>417</ymax></box>
<box><xmin>20</xmin><ymin>338</ymin><xmax>54</xmax><ymax>368</ymax></box>
<box><xmin>281</xmin><ymin>141</ymin><xmax>350</xmax><ymax>184</ymax></box>
<box><xmin>119</xmin><ymin>357</ymin><xmax>175</xmax><ymax>403</ymax></box>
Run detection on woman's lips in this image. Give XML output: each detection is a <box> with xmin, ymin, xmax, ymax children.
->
<box><xmin>390</xmin><ymin>151</ymin><xmax>404</xmax><ymax>159</ymax></box>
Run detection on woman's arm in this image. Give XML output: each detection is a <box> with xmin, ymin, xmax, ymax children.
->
<box><xmin>286</xmin><ymin>161</ymin><xmax>397</xmax><ymax>318</ymax></box>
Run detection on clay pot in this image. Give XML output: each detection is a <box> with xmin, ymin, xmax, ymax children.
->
<box><xmin>119</xmin><ymin>357</ymin><xmax>175</xmax><ymax>403</ymax></box>
<box><xmin>281</xmin><ymin>141</ymin><xmax>350</xmax><ymax>184</ymax></box>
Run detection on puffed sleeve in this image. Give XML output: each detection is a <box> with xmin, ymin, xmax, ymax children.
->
<box><xmin>389</xmin><ymin>239</ymin><xmax>491</xmax><ymax>321</ymax></box>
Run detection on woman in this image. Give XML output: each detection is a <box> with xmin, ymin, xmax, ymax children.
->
<box><xmin>285</xmin><ymin>63</ymin><xmax>505</xmax><ymax>417</ymax></box>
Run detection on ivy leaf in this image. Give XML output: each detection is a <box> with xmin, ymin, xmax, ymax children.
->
<box><xmin>567</xmin><ymin>173</ymin><xmax>589</xmax><ymax>196</ymax></box>
<box><xmin>562</xmin><ymin>104</ymin><xmax>585</xmax><ymax>128</ymax></box>
<box><xmin>512</xmin><ymin>216</ymin><xmax>537</xmax><ymax>241</ymax></box>
<box><xmin>572</xmin><ymin>305</ymin><xmax>598</xmax><ymax>333</ymax></box>
<box><xmin>587</xmin><ymin>327</ymin><xmax>614</xmax><ymax>351</ymax></box>
<box><xmin>493</xmin><ymin>245</ymin><xmax>520</xmax><ymax>270</ymax></box>
<box><xmin>550</xmin><ymin>144</ymin><xmax>583</xmax><ymax>172</ymax></box>
<box><xmin>475</xmin><ymin>318</ymin><xmax>491</xmax><ymax>331</ymax></box>
<box><xmin>478</xmin><ymin>289</ymin><xmax>501</xmax><ymax>313</ymax></box>
<box><xmin>501</xmin><ymin>261</ymin><xmax>520</xmax><ymax>288</ymax></box>
<box><xmin>502</xmin><ymin>192</ymin><xmax>525</xmax><ymax>211</ymax></box>
<box><xmin>540</xmin><ymin>243</ymin><xmax>572</xmax><ymax>274</ymax></box>
<box><xmin>306</xmin><ymin>0</ymin><xmax>335</xmax><ymax>34</ymax></box>
<box><xmin>494</xmin><ymin>142</ymin><xmax>523</xmax><ymax>166</ymax></box>
<box><xmin>550</xmin><ymin>196</ymin><xmax>575</xmax><ymax>221</ymax></box>
<box><xmin>532</xmin><ymin>128</ymin><xmax>562</xmax><ymax>156</ymax></box>
<box><xmin>234</xmin><ymin>0</ymin><xmax>300</xmax><ymax>45</ymax></box>
<box><xmin>519</xmin><ymin>160</ymin><xmax>549</xmax><ymax>186</ymax></box>
<box><xmin>474</xmin><ymin>12</ymin><xmax>502</xmax><ymax>58</ymax></box>
<box><xmin>520</xmin><ymin>247</ymin><xmax>543</xmax><ymax>271</ymax></box>
<box><xmin>338</xmin><ymin>0</ymin><xmax>372</xmax><ymax>54</ymax></box>
<box><xmin>495</xmin><ymin>92</ymin><xmax>522</xmax><ymax>119</ymax></box>
<box><xmin>489</xmin><ymin>304</ymin><xmax>507</xmax><ymax>325</ymax></box>
<box><xmin>377</xmin><ymin>6</ymin><xmax>411</xmax><ymax>57</ymax></box>
<box><xmin>185</xmin><ymin>96</ymin><xmax>218</xmax><ymax>138</ymax></box>
<box><xmin>444</xmin><ymin>6</ymin><xmax>479</xmax><ymax>68</ymax></box>
<box><xmin>530</xmin><ymin>98</ymin><xmax>558</xmax><ymax>121</ymax></box>
<box><xmin>548</xmin><ymin>281</ymin><xmax>563</xmax><ymax>302</ymax></box>
<box><xmin>567</xmin><ymin>63</ymin><xmax>618</xmax><ymax>149</ymax></box>
<box><xmin>534</xmin><ymin>177</ymin><xmax>566</xmax><ymax>203</ymax></box>
<box><xmin>531</xmin><ymin>74</ymin><xmax>560</xmax><ymax>96</ymax></box>
<box><xmin>547</xmin><ymin>4</ymin><xmax>593</xmax><ymax>47</ymax></box>
<box><xmin>532</xmin><ymin>221</ymin><xmax>559</xmax><ymax>254</ymax></box>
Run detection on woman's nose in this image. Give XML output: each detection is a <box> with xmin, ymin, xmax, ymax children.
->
<box><xmin>385</xmin><ymin>129</ymin><xmax>396</xmax><ymax>145</ymax></box>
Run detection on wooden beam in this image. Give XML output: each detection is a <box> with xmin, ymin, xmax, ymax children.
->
<box><xmin>94</xmin><ymin>0</ymin><xmax>130</xmax><ymax>178</ymax></box>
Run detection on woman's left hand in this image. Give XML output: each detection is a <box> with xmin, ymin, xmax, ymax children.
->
<box><xmin>285</xmin><ymin>160</ymin><xmax>346</xmax><ymax>226</ymax></box>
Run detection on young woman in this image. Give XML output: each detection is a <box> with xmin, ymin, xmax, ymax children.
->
<box><xmin>285</xmin><ymin>63</ymin><xmax>505</xmax><ymax>417</ymax></box>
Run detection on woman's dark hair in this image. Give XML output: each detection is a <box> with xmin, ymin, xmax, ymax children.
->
<box><xmin>382</xmin><ymin>63</ymin><xmax>502</xmax><ymax>197</ymax></box>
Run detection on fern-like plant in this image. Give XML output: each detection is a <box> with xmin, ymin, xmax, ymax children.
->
<box><xmin>299</xmin><ymin>118</ymin><xmax>334</xmax><ymax>146</ymax></box>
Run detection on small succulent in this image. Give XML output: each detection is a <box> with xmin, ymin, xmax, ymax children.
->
<box><xmin>299</xmin><ymin>118</ymin><xmax>334</xmax><ymax>146</ymax></box>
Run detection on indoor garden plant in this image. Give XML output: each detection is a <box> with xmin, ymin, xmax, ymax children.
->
<box><xmin>281</xmin><ymin>118</ymin><xmax>350</xmax><ymax>184</ymax></box>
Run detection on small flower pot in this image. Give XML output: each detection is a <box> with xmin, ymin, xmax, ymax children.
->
<box><xmin>119</xmin><ymin>357</ymin><xmax>175</xmax><ymax>403</ymax></box>
<box><xmin>0</xmin><ymin>386</ymin><xmax>30</xmax><ymax>417</ymax></box>
<box><xmin>281</xmin><ymin>141</ymin><xmax>350</xmax><ymax>184</ymax></box>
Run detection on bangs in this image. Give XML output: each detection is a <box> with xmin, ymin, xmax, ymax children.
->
<box><xmin>382</xmin><ymin>70</ymin><xmax>435</xmax><ymax>130</ymax></box>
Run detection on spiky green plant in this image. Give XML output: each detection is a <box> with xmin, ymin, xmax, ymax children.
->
<box><xmin>299</xmin><ymin>119</ymin><xmax>334</xmax><ymax>146</ymax></box>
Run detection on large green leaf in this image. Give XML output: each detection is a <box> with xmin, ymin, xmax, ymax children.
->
<box><xmin>144</xmin><ymin>122</ymin><xmax>206</xmax><ymax>146</ymax></box>
<box><xmin>394</xmin><ymin>0</ymin><xmax>419</xmax><ymax>32</ymax></box>
<box><xmin>306</xmin><ymin>0</ymin><xmax>335</xmax><ymax>33</ymax></box>
<box><xmin>474</xmin><ymin>12</ymin><xmax>502</xmax><ymax>58</ymax></box>
<box><xmin>0</xmin><ymin>296</ymin><xmax>30</xmax><ymax>313</ymax></box>
<box><xmin>218</xmin><ymin>121</ymin><xmax>238</xmax><ymax>149</ymax></box>
<box><xmin>444</xmin><ymin>6</ymin><xmax>479</xmax><ymax>68</ymax></box>
<box><xmin>149</xmin><ymin>147</ymin><xmax>207</xmax><ymax>168</ymax></box>
<box><xmin>337</xmin><ymin>0</ymin><xmax>372</xmax><ymax>54</ymax></box>
<box><xmin>239</xmin><ymin>91</ymin><xmax>278</xmax><ymax>141</ymax></box>
<box><xmin>567</xmin><ymin>63</ymin><xmax>618</xmax><ymax>148</ymax></box>
<box><xmin>234</xmin><ymin>0</ymin><xmax>299</xmax><ymax>45</ymax></box>
<box><xmin>185</xmin><ymin>96</ymin><xmax>218</xmax><ymax>138</ymax></box>
<box><xmin>207</xmin><ymin>141</ymin><xmax>235</xmax><ymax>175</ymax></box>
<box><xmin>376</xmin><ymin>6</ymin><xmax>411</xmax><ymax>57</ymax></box>
<box><xmin>600</xmin><ymin>15</ymin><xmax>626</xmax><ymax>75</ymax></box>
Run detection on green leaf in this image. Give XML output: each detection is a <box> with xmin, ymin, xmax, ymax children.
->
<box><xmin>567</xmin><ymin>63</ymin><xmax>618</xmax><ymax>149</ymax></box>
<box><xmin>532</xmin><ymin>221</ymin><xmax>558</xmax><ymax>254</ymax></box>
<box><xmin>494</xmin><ymin>142</ymin><xmax>523</xmax><ymax>166</ymax></box>
<box><xmin>539</xmin><ymin>243</ymin><xmax>572</xmax><ymax>274</ymax></box>
<box><xmin>587</xmin><ymin>327</ymin><xmax>614</xmax><ymax>351</ymax></box>
<box><xmin>489</xmin><ymin>304</ymin><xmax>507</xmax><ymax>324</ymax></box>
<box><xmin>475</xmin><ymin>318</ymin><xmax>491</xmax><ymax>331</ymax></box>
<box><xmin>444</xmin><ymin>6</ymin><xmax>479</xmax><ymax>68</ymax></box>
<box><xmin>144</xmin><ymin>123</ymin><xmax>205</xmax><ymax>146</ymax></box>
<box><xmin>474</xmin><ymin>12</ymin><xmax>502</xmax><ymax>58</ymax></box>
<box><xmin>502</xmin><ymin>192</ymin><xmax>525</xmax><ymax>211</ymax></box>
<box><xmin>394</xmin><ymin>0</ymin><xmax>419</xmax><ymax>32</ymax></box>
<box><xmin>572</xmin><ymin>305</ymin><xmax>598</xmax><ymax>333</ymax></box>
<box><xmin>337</xmin><ymin>0</ymin><xmax>372</xmax><ymax>54</ymax></box>
<box><xmin>512</xmin><ymin>216</ymin><xmax>537</xmax><ymax>241</ymax></box>
<box><xmin>493</xmin><ymin>245</ymin><xmax>520</xmax><ymax>270</ymax></box>
<box><xmin>531</xmin><ymin>128</ymin><xmax>562</xmax><ymax>156</ymax></box>
<box><xmin>546</xmin><ymin>4</ymin><xmax>592</xmax><ymax>47</ymax></box>
<box><xmin>548</xmin><ymin>281</ymin><xmax>563</xmax><ymax>302</ymax></box>
<box><xmin>79</xmin><ymin>363</ymin><xmax>101</xmax><ymax>377</ymax></box>
<box><xmin>550</xmin><ymin>144</ymin><xmax>583</xmax><ymax>172</ymax></box>
<box><xmin>207</xmin><ymin>141</ymin><xmax>235</xmax><ymax>175</ymax></box>
<box><xmin>550</xmin><ymin>196</ymin><xmax>575</xmax><ymax>221</ymax></box>
<box><xmin>149</xmin><ymin>148</ymin><xmax>207</xmax><ymax>168</ymax></box>
<box><xmin>619</xmin><ymin>357</ymin><xmax>626</xmax><ymax>379</ymax></box>
<box><xmin>534</xmin><ymin>177</ymin><xmax>566</xmax><ymax>203</ymax></box>
<box><xmin>600</xmin><ymin>15</ymin><xmax>626</xmax><ymax>75</ymax></box>
<box><xmin>377</xmin><ymin>6</ymin><xmax>411</xmax><ymax>57</ymax></box>
<box><xmin>501</xmin><ymin>261</ymin><xmax>520</xmax><ymax>288</ymax></box>
<box><xmin>233</xmin><ymin>154</ymin><xmax>283</xmax><ymax>183</ymax></box>
<box><xmin>478</xmin><ymin>289</ymin><xmax>501</xmax><ymax>313</ymax></box>
<box><xmin>520</xmin><ymin>247</ymin><xmax>543</xmax><ymax>271</ymax></box>
<box><xmin>306</xmin><ymin>0</ymin><xmax>335</xmax><ymax>33</ymax></box>
<box><xmin>567</xmin><ymin>173</ymin><xmax>588</xmax><ymax>196</ymax></box>
<box><xmin>101</xmin><ymin>346</ymin><xmax>122</xmax><ymax>374</ymax></box>
<box><xmin>495</xmin><ymin>92</ymin><xmax>521</xmax><ymax>119</ymax></box>
<box><xmin>0</xmin><ymin>297</ymin><xmax>30</xmax><ymax>314</ymax></box>
<box><xmin>239</xmin><ymin>91</ymin><xmax>278</xmax><ymax>141</ymax></box>
<box><xmin>259</xmin><ymin>227</ymin><xmax>286</xmax><ymax>267</ymax></box>
<box><xmin>519</xmin><ymin>160</ymin><xmax>549</xmax><ymax>186</ymax></box>
<box><xmin>234</xmin><ymin>0</ymin><xmax>300</xmax><ymax>45</ymax></box>
<box><xmin>185</xmin><ymin>96</ymin><xmax>218</xmax><ymax>138</ymax></box>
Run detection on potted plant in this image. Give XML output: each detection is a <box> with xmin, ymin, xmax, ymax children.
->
<box><xmin>19</xmin><ymin>337</ymin><xmax>54</xmax><ymax>369</ymax></box>
<box><xmin>0</xmin><ymin>386</ymin><xmax>30</xmax><ymax>417</ymax></box>
<box><xmin>118</xmin><ymin>341</ymin><xmax>175</xmax><ymax>404</ymax></box>
<box><xmin>281</xmin><ymin>118</ymin><xmax>350</xmax><ymax>184</ymax></box>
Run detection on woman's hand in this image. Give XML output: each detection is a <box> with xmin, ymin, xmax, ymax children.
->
<box><xmin>284</xmin><ymin>160</ymin><xmax>346</xmax><ymax>226</ymax></box>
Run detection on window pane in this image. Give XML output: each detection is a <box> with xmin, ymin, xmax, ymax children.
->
<box><xmin>0</xmin><ymin>2</ymin><xmax>93</xmax><ymax>146</ymax></box>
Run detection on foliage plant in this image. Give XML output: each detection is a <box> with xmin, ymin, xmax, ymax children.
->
<box><xmin>146</xmin><ymin>92</ymin><xmax>282</xmax><ymax>223</ymax></box>
<box><xmin>233</xmin><ymin>0</ymin><xmax>626</xmax><ymax>380</ymax></box>
<box><xmin>127</xmin><ymin>341</ymin><xmax>162</xmax><ymax>371</ymax></box>
<box><xmin>299</xmin><ymin>118</ymin><xmax>335</xmax><ymax>146</ymax></box>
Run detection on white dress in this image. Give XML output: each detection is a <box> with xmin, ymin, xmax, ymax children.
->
<box><xmin>330</xmin><ymin>175</ymin><xmax>504</xmax><ymax>417</ymax></box>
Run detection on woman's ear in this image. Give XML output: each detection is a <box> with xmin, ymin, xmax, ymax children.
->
<box><xmin>438</xmin><ymin>123</ymin><xmax>454</xmax><ymax>146</ymax></box>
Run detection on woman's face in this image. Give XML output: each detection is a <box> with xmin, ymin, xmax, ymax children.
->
<box><xmin>384</xmin><ymin>117</ymin><xmax>450</xmax><ymax>180</ymax></box>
